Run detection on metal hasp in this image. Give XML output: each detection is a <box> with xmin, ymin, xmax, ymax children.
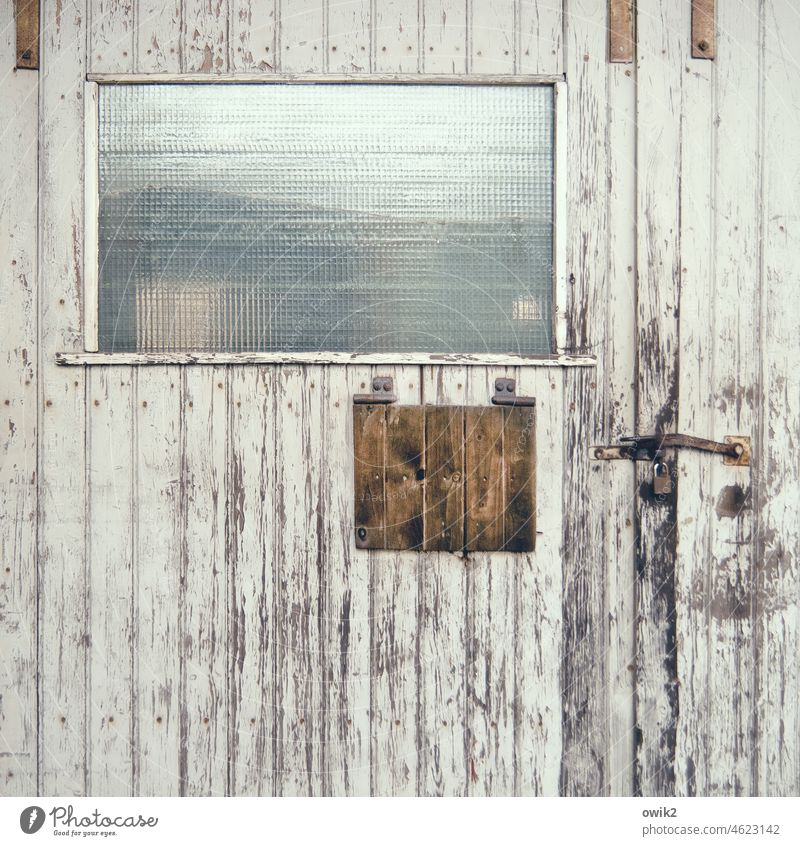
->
<box><xmin>353</xmin><ymin>375</ymin><xmax>397</xmax><ymax>405</ymax></box>
<box><xmin>592</xmin><ymin>433</ymin><xmax>750</xmax><ymax>466</ymax></box>
<box><xmin>491</xmin><ymin>377</ymin><xmax>536</xmax><ymax>407</ymax></box>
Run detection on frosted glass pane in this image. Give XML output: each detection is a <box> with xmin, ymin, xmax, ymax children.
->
<box><xmin>97</xmin><ymin>84</ymin><xmax>554</xmax><ymax>354</ymax></box>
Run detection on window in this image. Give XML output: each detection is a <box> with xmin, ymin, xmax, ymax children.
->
<box><xmin>88</xmin><ymin>80</ymin><xmax>564</xmax><ymax>358</ymax></box>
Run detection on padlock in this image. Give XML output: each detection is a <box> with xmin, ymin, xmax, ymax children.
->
<box><xmin>653</xmin><ymin>461</ymin><xmax>673</xmax><ymax>495</ymax></box>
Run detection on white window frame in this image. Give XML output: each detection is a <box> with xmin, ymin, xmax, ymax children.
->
<box><xmin>78</xmin><ymin>73</ymin><xmax>586</xmax><ymax>368</ymax></box>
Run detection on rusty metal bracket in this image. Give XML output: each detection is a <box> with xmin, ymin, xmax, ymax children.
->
<box><xmin>15</xmin><ymin>0</ymin><xmax>40</xmax><ymax>70</ymax></box>
<box><xmin>592</xmin><ymin>433</ymin><xmax>750</xmax><ymax>466</ymax></box>
<box><xmin>491</xmin><ymin>377</ymin><xmax>536</xmax><ymax>407</ymax></box>
<box><xmin>353</xmin><ymin>375</ymin><xmax>396</xmax><ymax>405</ymax></box>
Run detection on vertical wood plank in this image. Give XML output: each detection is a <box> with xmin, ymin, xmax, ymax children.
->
<box><xmin>464</xmin><ymin>406</ymin><xmax>504</xmax><ymax>552</ymax></box>
<box><xmin>184</xmin><ymin>0</ymin><xmax>230</xmax><ymax>72</ymax></box>
<box><xmin>136</xmin><ymin>1</ymin><xmax>182</xmax><ymax>72</ymax></box>
<box><xmin>230</xmin><ymin>0</ymin><xmax>276</xmax><ymax>71</ymax></box>
<box><xmin>373</xmin><ymin>0</ymin><xmax>420</xmax><ymax>72</ymax></box>
<box><xmin>518</xmin><ymin>0</ymin><xmax>562</xmax><ymax>74</ymax></box>
<box><xmin>634</xmin><ymin>0</ymin><xmax>686</xmax><ymax>797</ymax></box>
<box><xmin>757</xmin><ymin>0</ymin><xmax>800</xmax><ymax>797</ymax></box>
<box><xmin>513</xmin><ymin>369</ymin><xmax>562</xmax><ymax>795</ymax></box>
<box><xmin>0</xmin><ymin>0</ymin><xmax>38</xmax><ymax>793</ymax></box>
<box><xmin>15</xmin><ymin>0</ymin><xmax>39</xmax><ymax>69</ymax></box>
<box><xmin>87</xmin><ymin>370</ymin><xmax>135</xmax><ymax>795</ymax></box>
<box><xmin>421</xmin><ymin>0</ymin><xmax>467</xmax><ymax>74</ymax></box>
<box><xmin>419</xmin><ymin>367</ymin><xmax>467</xmax><ymax>794</ymax></box>
<box><xmin>369</xmin><ymin>365</ymin><xmax>421</xmax><ymax>796</ymax></box>
<box><xmin>353</xmin><ymin>404</ymin><xmax>386</xmax><ymax>550</ymax></box>
<box><xmin>278</xmin><ymin>0</ymin><xmax>324</xmax><ymax>72</ymax></box>
<box><xmin>469</xmin><ymin>0</ymin><xmax>515</xmax><ymax>73</ymax></box>
<box><xmin>691</xmin><ymin>0</ymin><xmax>715</xmax><ymax>60</ymax></box>
<box><xmin>560</xmin><ymin>0</ymin><xmax>610</xmax><ymax>797</ymax></box>
<box><xmin>384</xmin><ymin>406</ymin><xmax>424</xmax><ymax>551</ymax></box>
<box><xmin>502</xmin><ymin>405</ymin><xmax>536</xmax><ymax>553</ymax></box>
<box><xmin>38</xmin><ymin>0</ymin><xmax>88</xmax><ymax>796</ymax></box>
<box><xmin>423</xmin><ymin>405</ymin><xmax>464</xmax><ymax>552</ymax></box>
<box><xmin>180</xmin><ymin>369</ymin><xmax>228</xmax><ymax>795</ymax></box>
<box><xmin>326</xmin><ymin>0</ymin><xmax>370</xmax><ymax>72</ymax></box>
<box><xmin>608</xmin><ymin>0</ymin><xmax>634</xmax><ymax>63</ymax></box>
<box><xmin>89</xmin><ymin>0</ymin><xmax>134</xmax><ymax>73</ymax></box>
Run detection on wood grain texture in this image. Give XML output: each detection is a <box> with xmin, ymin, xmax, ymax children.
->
<box><xmin>502</xmin><ymin>405</ymin><xmax>536</xmax><ymax>552</ymax></box>
<box><xmin>230</xmin><ymin>0</ymin><xmax>276</xmax><ymax>71</ymax></box>
<box><xmin>384</xmin><ymin>406</ymin><xmax>424</xmax><ymax>551</ymax></box>
<box><xmin>691</xmin><ymin>0</ymin><xmax>715</xmax><ymax>59</ymax></box>
<box><xmin>464</xmin><ymin>406</ymin><xmax>505</xmax><ymax>552</ymax></box>
<box><xmin>15</xmin><ymin>0</ymin><xmax>39</xmax><ymax>69</ymax></box>
<box><xmin>423</xmin><ymin>405</ymin><xmax>464</xmax><ymax>552</ymax></box>
<box><xmin>0</xmin><ymin>0</ymin><xmax>38</xmax><ymax>794</ymax></box>
<box><xmin>353</xmin><ymin>405</ymin><xmax>386</xmax><ymax>550</ymax></box>
<box><xmin>608</xmin><ymin>0</ymin><xmax>634</xmax><ymax>63</ymax></box>
<box><xmin>89</xmin><ymin>0</ymin><xmax>134</xmax><ymax>73</ymax></box>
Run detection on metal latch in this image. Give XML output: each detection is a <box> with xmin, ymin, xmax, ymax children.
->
<box><xmin>592</xmin><ymin>433</ymin><xmax>750</xmax><ymax>466</ymax></box>
<box><xmin>491</xmin><ymin>378</ymin><xmax>536</xmax><ymax>407</ymax></box>
<box><xmin>353</xmin><ymin>375</ymin><xmax>397</xmax><ymax>405</ymax></box>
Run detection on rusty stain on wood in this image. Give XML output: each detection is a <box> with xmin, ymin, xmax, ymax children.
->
<box><xmin>15</xmin><ymin>0</ymin><xmax>39</xmax><ymax>70</ymax></box>
<box><xmin>692</xmin><ymin>0</ymin><xmax>715</xmax><ymax>59</ymax></box>
<box><xmin>608</xmin><ymin>0</ymin><xmax>634</xmax><ymax>63</ymax></box>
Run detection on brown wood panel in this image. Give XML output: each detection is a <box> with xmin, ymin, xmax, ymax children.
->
<box><xmin>464</xmin><ymin>406</ymin><xmax>504</xmax><ymax>552</ymax></box>
<box><xmin>502</xmin><ymin>406</ymin><xmax>536</xmax><ymax>552</ymax></box>
<box><xmin>353</xmin><ymin>404</ymin><xmax>386</xmax><ymax>549</ymax></box>
<box><xmin>691</xmin><ymin>0</ymin><xmax>715</xmax><ymax>59</ymax></box>
<box><xmin>423</xmin><ymin>405</ymin><xmax>464</xmax><ymax>552</ymax></box>
<box><xmin>609</xmin><ymin>0</ymin><xmax>634</xmax><ymax>63</ymax></box>
<box><xmin>15</xmin><ymin>0</ymin><xmax>38</xmax><ymax>69</ymax></box>
<box><xmin>384</xmin><ymin>405</ymin><xmax>425</xmax><ymax>550</ymax></box>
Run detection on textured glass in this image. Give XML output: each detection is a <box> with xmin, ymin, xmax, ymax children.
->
<box><xmin>97</xmin><ymin>84</ymin><xmax>554</xmax><ymax>353</ymax></box>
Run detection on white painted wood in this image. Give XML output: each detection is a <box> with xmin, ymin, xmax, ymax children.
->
<box><xmin>469</xmin><ymin>0</ymin><xmax>515</xmax><ymax>74</ymax></box>
<box><xmin>553</xmin><ymin>79</ymin><xmax>568</xmax><ymax>355</ymax></box>
<box><xmin>136</xmin><ymin>1</ymin><xmax>182</xmax><ymax>72</ymax></box>
<box><xmin>89</xmin><ymin>0</ymin><xmax>135</xmax><ymax>74</ymax></box>
<box><xmin>57</xmin><ymin>352</ymin><xmax>596</xmax><ymax>367</ymax></box>
<box><xmin>373</xmin><ymin>0</ymin><xmax>420</xmax><ymax>72</ymax></box>
<box><xmin>421</xmin><ymin>0</ymin><xmax>467</xmax><ymax>74</ymax></box>
<box><xmin>518</xmin><ymin>0</ymin><xmax>562</xmax><ymax>75</ymax></box>
<box><xmin>230</xmin><ymin>0</ymin><xmax>276</xmax><ymax>72</ymax></box>
<box><xmin>184</xmin><ymin>0</ymin><xmax>230</xmax><ymax>72</ymax></box>
<box><xmin>83</xmin><ymin>81</ymin><xmax>99</xmax><ymax>353</ymax></box>
<box><xmin>0</xmin><ymin>0</ymin><xmax>39</xmax><ymax>795</ymax></box>
<box><xmin>87</xmin><ymin>71</ymin><xmax>564</xmax><ymax>83</ymax></box>
<box><xmin>278</xmin><ymin>0</ymin><xmax>324</xmax><ymax>73</ymax></box>
<box><xmin>326</xmin><ymin>0</ymin><xmax>370</xmax><ymax>72</ymax></box>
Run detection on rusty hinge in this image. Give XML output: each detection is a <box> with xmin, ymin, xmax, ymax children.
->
<box><xmin>491</xmin><ymin>377</ymin><xmax>536</xmax><ymax>408</ymax></box>
<box><xmin>353</xmin><ymin>375</ymin><xmax>397</xmax><ymax>405</ymax></box>
<box><xmin>592</xmin><ymin>433</ymin><xmax>750</xmax><ymax>466</ymax></box>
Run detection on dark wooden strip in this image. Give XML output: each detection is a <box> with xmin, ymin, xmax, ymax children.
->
<box><xmin>353</xmin><ymin>404</ymin><xmax>386</xmax><ymax>549</ymax></box>
<box><xmin>609</xmin><ymin>0</ymin><xmax>634</xmax><ymax>63</ymax></box>
<box><xmin>464</xmin><ymin>407</ymin><xmax>504</xmax><ymax>552</ymax></box>
<box><xmin>423</xmin><ymin>405</ymin><xmax>464</xmax><ymax>552</ymax></box>
<box><xmin>502</xmin><ymin>406</ymin><xmax>537</xmax><ymax>552</ymax></box>
<box><xmin>691</xmin><ymin>0</ymin><xmax>715</xmax><ymax>59</ymax></box>
<box><xmin>15</xmin><ymin>0</ymin><xmax>39</xmax><ymax>69</ymax></box>
<box><xmin>384</xmin><ymin>405</ymin><xmax>424</xmax><ymax>550</ymax></box>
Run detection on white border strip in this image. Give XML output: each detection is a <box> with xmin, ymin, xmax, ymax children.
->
<box><xmin>87</xmin><ymin>72</ymin><xmax>564</xmax><ymax>85</ymax></box>
<box><xmin>83</xmin><ymin>80</ymin><xmax>99</xmax><ymax>351</ymax></box>
<box><xmin>57</xmin><ymin>351</ymin><xmax>596</xmax><ymax>367</ymax></box>
<box><xmin>553</xmin><ymin>79</ymin><xmax>569</xmax><ymax>354</ymax></box>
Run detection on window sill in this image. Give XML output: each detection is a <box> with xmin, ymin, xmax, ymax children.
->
<box><xmin>56</xmin><ymin>351</ymin><xmax>596</xmax><ymax>368</ymax></box>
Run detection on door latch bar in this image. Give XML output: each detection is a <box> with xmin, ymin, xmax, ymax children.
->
<box><xmin>592</xmin><ymin>433</ymin><xmax>750</xmax><ymax>466</ymax></box>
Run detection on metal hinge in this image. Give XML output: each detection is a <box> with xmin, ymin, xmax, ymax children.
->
<box><xmin>592</xmin><ymin>433</ymin><xmax>750</xmax><ymax>466</ymax></box>
<box><xmin>353</xmin><ymin>376</ymin><xmax>397</xmax><ymax>404</ymax></box>
<box><xmin>491</xmin><ymin>377</ymin><xmax>536</xmax><ymax>407</ymax></box>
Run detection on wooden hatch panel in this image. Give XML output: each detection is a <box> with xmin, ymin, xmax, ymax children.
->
<box><xmin>353</xmin><ymin>404</ymin><xmax>536</xmax><ymax>552</ymax></box>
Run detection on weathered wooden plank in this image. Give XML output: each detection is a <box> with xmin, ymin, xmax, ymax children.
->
<box><xmin>518</xmin><ymin>0</ymin><xmax>562</xmax><ymax>74</ymax></box>
<box><xmin>353</xmin><ymin>404</ymin><xmax>386</xmax><ymax>550</ymax></box>
<box><xmin>15</xmin><ymin>0</ymin><xmax>39</xmax><ymax>69</ymax></box>
<box><xmin>604</xmin><ymin>55</ymin><xmax>638</xmax><ymax>797</ymax></box>
<box><xmin>421</xmin><ymin>0</ymin><xmax>466</xmax><ymax>74</ymax></box>
<box><xmin>384</xmin><ymin>406</ymin><xmax>424</xmax><ymax>551</ymax></box>
<box><xmin>608</xmin><ymin>0</ymin><xmax>634</xmax><ymax>63</ymax></box>
<box><xmin>230</xmin><ymin>0</ymin><xmax>276</xmax><ymax>71</ymax></box>
<box><xmin>469</xmin><ymin>0</ymin><xmax>514</xmax><ymax>74</ymax></box>
<box><xmin>464</xmin><ymin>368</ymin><xmax>515</xmax><ymax>795</ymax></box>
<box><xmin>179</xmin><ymin>369</ymin><xmax>227</xmax><ymax>795</ymax></box>
<box><xmin>419</xmin><ymin>366</ymin><xmax>467</xmax><ymax>794</ymax></box>
<box><xmin>273</xmin><ymin>366</ymin><xmax>324</xmax><ymax>795</ymax></box>
<box><xmin>502</xmin><ymin>405</ymin><xmax>536</xmax><ymax>552</ymax></box>
<box><xmin>560</xmin><ymin>0</ymin><xmax>610</xmax><ymax>797</ymax></box>
<box><xmin>184</xmin><ymin>0</ymin><xmax>229</xmax><ymax>72</ymax></box>
<box><xmin>134</xmin><ymin>369</ymin><xmax>182</xmax><ymax>795</ymax></box>
<box><xmin>321</xmin><ymin>366</ymin><xmax>370</xmax><ymax>795</ymax></box>
<box><xmin>326</xmin><ymin>0</ymin><xmax>370</xmax><ymax>72</ymax></box>
<box><xmin>633</xmin><ymin>0</ymin><xmax>686</xmax><ymax>797</ymax></box>
<box><xmin>423</xmin><ymin>405</ymin><xmax>464</xmax><ymax>552</ymax></box>
<box><xmin>38</xmin><ymin>0</ymin><xmax>88</xmax><ymax>796</ymax></box>
<box><xmin>89</xmin><ymin>0</ymin><xmax>134</xmax><ymax>73</ymax></box>
<box><xmin>757</xmin><ymin>0</ymin><xmax>800</xmax><ymax>797</ymax></box>
<box><xmin>513</xmin><ymin>370</ymin><xmax>562</xmax><ymax>795</ymax></box>
<box><xmin>87</xmin><ymin>370</ymin><xmax>135</xmax><ymax>794</ymax></box>
<box><xmin>227</xmin><ymin>367</ymin><xmax>277</xmax><ymax>795</ymax></box>
<box><xmin>691</xmin><ymin>0</ymin><xmax>715</xmax><ymax>60</ymax></box>
<box><xmin>278</xmin><ymin>0</ymin><xmax>324</xmax><ymax>72</ymax></box>
<box><xmin>136</xmin><ymin>1</ymin><xmax>182</xmax><ymax>72</ymax></box>
<box><xmin>370</xmin><ymin>366</ymin><xmax>421</xmax><ymax>796</ymax></box>
<box><xmin>0</xmin><ymin>1</ymin><xmax>38</xmax><ymax>793</ymax></box>
<box><xmin>373</xmin><ymin>0</ymin><xmax>419</xmax><ymax>72</ymax></box>
<box><xmin>464</xmin><ymin>406</ymin><xmax>504</xmax><ymax>552</ymax></box>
